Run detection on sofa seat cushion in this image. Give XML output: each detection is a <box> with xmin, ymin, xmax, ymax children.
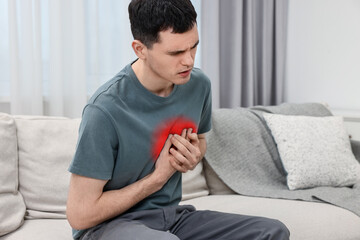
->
<box><xmin>180</xmin><ymin>195</ymin><xmax>360</xmax><ymax>240</ymax></box>
<box><xmin>0</xmin><ymin>219</ymin><xmax>72</xmax><ymax>240</ymax></box>
<box><xmin>2</xmin><ymin>196</ymin><xmax>359</xmax><ymax>240</ymax></box>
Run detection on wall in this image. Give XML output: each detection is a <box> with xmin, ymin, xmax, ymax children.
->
<box><xmin>285</xmin><ymin>0</ymin><xmax>360</xmax><ymax>113</ymax></box>
<box><xmin>285</xmin><ymin>0</ymin><xmax>360</xmax><ymax>140</ymax></box>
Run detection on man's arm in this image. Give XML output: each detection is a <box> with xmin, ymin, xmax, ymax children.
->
<box><xmin>66</xmin><ymin>129</ymin><xmax>205</xmax><ymax>230</ymax></box>
<box><xmin>66</xmin><ymin>135</ymin><xmax>177</xmax><ymax>230</ymax></box>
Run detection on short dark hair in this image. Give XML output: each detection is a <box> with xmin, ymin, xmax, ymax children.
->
<box><xmin>128</xmin><ymin>0</ymin><xmax>197</xmax><ymax>48</ymax></box>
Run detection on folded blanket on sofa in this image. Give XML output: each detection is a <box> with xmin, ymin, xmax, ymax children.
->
<box><xmin>205</xmin><ymin>103</ymin><xmax>360</xmax><ymax>217</ymax></box>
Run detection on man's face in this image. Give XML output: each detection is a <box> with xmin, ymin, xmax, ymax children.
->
<box><xmin>145</xmin><ymin>25</ymin><xmax>199</xmax><ymax>86</ymax></box>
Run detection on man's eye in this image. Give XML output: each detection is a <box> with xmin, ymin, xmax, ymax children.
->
<box><xmin>169</xmin><ymin>52</ymin><xmax>182</xmax><ymax>56</ymax></box>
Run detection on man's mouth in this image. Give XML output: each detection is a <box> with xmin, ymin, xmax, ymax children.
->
<box><xmin>178</xmin><ymin>69</ymin><xmax>192</xmax><ymax>77</ymax></box>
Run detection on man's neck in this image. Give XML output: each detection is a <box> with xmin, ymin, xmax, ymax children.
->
<box><xmin>131</xmin><ymin>60</ymin><xmax>174</xmax><ymax>97</ymax></box>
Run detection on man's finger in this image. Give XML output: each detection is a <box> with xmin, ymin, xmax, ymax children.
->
<box><xmin>181</xmin><ymin>129</ymin><xmax>187</xmax><ymax>139</ymax></box>
<box><xmin>185</xmin><ymin>128</ymin><xmax>191</xmax><ymax>141</ymax></box>
<box><xmin>163</xmin><ymin>134</ymin><xmax>173</xmax><ymax>151</ymax></box>
<box><xmin>187</xmin><ymin>131</ymin><xmax>199</xmax><ymax>142</ymax></box>
<box><xmin>169</xmin><ymin>155</ymin><xmax>188</xmax><ymax>173</ymax></box>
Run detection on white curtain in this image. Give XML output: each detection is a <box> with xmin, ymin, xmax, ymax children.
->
<box><xmin>8</xmin><ymin>0</ymin><xmax>44</xmax><ymax>115</ymax></box>
<box><xmin>1</xmin><ymin>0</ymin><xmax>201</xmax><ymax>118</ymax></box>
<box><xmin>3</xmin><ymin>0</ymin><xmax>137</xmax><ymax>117</ymax></box>
<box><xmin>7</xmin><ymin>0</ymin><xmax>89</xmax><ymax>117</ymax></box>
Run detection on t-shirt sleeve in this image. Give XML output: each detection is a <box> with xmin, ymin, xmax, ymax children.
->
<box><xmin>68</xmin><ymin>104</ymin><xmax>118</xmax><ymax>180</ymax></box>
<box><xmin>197</xmin><ymin>77</ymin><xmax>212</xmax><ymax>134</ymax></box>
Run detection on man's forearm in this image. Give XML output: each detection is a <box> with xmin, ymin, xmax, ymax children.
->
<box><xmin>67</xmin><ymin>171</ymin><xmax>167</xmax><ymax>230</ymax></box>
<box><xmin>67</xmin><ymin>136</ymin><xmax>177</xmax><ymax>230</ymax></box>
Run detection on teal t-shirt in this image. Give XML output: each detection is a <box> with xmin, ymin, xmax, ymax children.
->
<box><xmin>68</xmin><ymin>61</ymin><xmax>212</xmax><ymax>239</ymax></box>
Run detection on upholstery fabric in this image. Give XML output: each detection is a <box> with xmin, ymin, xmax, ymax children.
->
<box><xmin>181</xmin><ymin>161</ymin><xmax>209</xmax><ymax>201</ymax></box>
<box><xmin>0</xmin><ymin>194</ymin><xmax>26</xmax><ymax>236</ymax></box>
<box><xmin>263</xmin><ymin>114</ymin><xmax>360</xmax><ymax>190</ymax></box>
<box><xmin>202</xmin><ymin>160</ymin><xmax>235</xmax><ymax>195</ymax></box>
<box><xmin>0</xmin><ymin>113</ymin><xmax>26</xmax><ymax>236</ymax></box>
<box><xmin>0</xmin><ymin>219</ymin><xmax>72</xmax><ymax>240</ymax></box>
<box><xmin>0</xmin><ymin>113</ymin><xmax>19</xmax><ymax>193</ymax></box>
<box><xmin>15</xmin><ymin>116</ymin><xmax>81</xmax><ymax>219</ymax></box>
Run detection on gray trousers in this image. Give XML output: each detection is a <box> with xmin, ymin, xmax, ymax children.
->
<box><xmin>80</xmin><ymin>205</ymin><xmax>290</xmax><ymax>240</ymax></box>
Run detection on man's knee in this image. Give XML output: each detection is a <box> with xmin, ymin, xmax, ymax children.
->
<box><xmin>257</xmin><ymin>218</ymin><xmax>290</xmax><ymax>240</ymax></box>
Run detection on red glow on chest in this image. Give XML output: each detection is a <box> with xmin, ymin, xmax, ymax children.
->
<box><xmin>151</xmin><ymin>116</ymin><xmax>197</xmax><ymax>161</ymax></box>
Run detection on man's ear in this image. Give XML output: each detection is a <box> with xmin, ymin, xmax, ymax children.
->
<box><xmin>132</xmin><ymin>40</ymin><xmax>147</xmax><ymax>60</ymax></box>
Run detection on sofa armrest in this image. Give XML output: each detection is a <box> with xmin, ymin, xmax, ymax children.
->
<box><xmin>351</xmin><ymin>140</ymin><xmax>360</xmax><ymax>163</ymax></box>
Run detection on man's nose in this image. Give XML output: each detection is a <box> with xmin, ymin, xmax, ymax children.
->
<box><xmin>181</xmin><ymin>51</ymin><xmax>194</xmax><ymax>67</ymax></box>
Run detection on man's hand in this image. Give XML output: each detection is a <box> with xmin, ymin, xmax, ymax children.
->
<box><xmin>169</xmin><ymin>128</ymin><xmax>203</xmax><ymax>173</ymax></box>
<box><xmin>153</xmin><ymin>134</ymin><xmax>178</xmax><ymax>182</ymax></box>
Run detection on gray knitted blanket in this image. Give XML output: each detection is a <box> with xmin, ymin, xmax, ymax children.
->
<box><xmin>205</xmin><ymin>103</ymin><xmax>360</xmax><ymax>217</ymax></box>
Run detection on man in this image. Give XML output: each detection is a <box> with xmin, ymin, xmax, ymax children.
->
<box><xmin>66</xmin><ymin>0</ymin><xmax>290</xmax><ymax>239</ymax></box>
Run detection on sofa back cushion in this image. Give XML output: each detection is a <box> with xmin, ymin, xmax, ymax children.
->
<box><xmin>0</xmin><ymin>113</ymin><xmax>26</xmax><ymax>236</ymax></box>
<box><xmin>181</xmin><ymin>160</ymin><xmax>209</xmax><ymax>201</ymax></box>
<box><xmin>15</xmin><ymin>116</ymin><xmax>81</xmax><ymax>219</ymax></box>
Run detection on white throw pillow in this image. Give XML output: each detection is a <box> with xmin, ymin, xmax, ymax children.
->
<box><xmin>263</xmin><ymin>114</ymin><xmax>360</xmax><ymax>190</ymax></box>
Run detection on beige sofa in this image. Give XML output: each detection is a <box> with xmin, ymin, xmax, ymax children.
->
<box><xmin>1</xmin><ymin>108</ymin><xmax>360</xmax><ymax>240</ymax></box>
